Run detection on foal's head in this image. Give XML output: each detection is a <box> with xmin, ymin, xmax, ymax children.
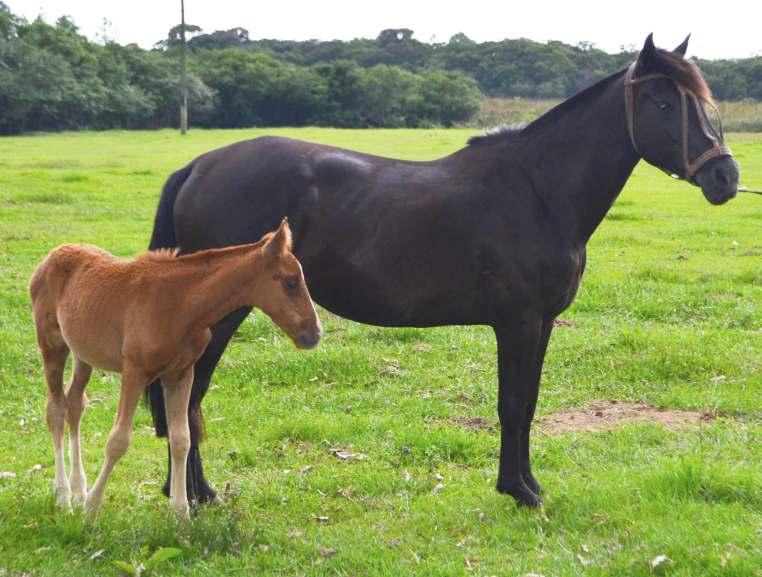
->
<box><xmin>626</xmin><ymin>34</ymin><xmax>739</xmax><ymax>205</ymax></box>
<box><xmin>256</xmin><ymin>219</ymin><xmax>322</xmax><ymax>349</ymax></box>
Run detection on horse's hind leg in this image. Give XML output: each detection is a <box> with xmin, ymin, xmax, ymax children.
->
<box><xmin>66</xmin><ymin>358</ymin><xmax>92</xmax><ymax>506</ymax></box>
<box><xmin>85</xmin><ymin>367</ymin><xmax>147</xmax><ymax>517</ymax></box>
<box><xmin>39</xmin><ymin>330</ymin><xmax>71</xmax><ymax>509</ymax></box>
<box><xmin>162</xmin><ymin>367</ymin><xmax>194</xmax><ymax>519</ymax></box>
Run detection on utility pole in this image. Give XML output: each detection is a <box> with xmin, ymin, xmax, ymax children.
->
<box><xmin>179</xmin><ymin>0</ymin><xmax>188</xmax><ymax>134</ymax></box>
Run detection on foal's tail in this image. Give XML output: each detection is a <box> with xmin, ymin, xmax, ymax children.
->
<box><xmin>146</xmin><ymin>162</ymin><xmax>194</xmax><ymax>438</ymax></box>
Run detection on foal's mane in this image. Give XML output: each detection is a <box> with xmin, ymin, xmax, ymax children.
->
<box><xmin>138</xmin><ymin>235</ymin><xmax>272</xmax><ymax>264</ymax></box>
<box><xmin>467</xmin><ymin>47</ymin><xmax>713</xmax><ymax>147</ymax></box>
<box><xmin>140</xmin><ymin>247</ymin><xmax>180</xmax><ymax>262</ymax></box>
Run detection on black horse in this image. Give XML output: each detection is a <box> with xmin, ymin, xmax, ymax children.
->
<box><xmin>146</xmin><ymin>35</ymin><xmax>739</xmax><ymax>507</ymax></box>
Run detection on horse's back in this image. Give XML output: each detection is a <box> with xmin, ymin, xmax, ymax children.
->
<box><xmin>172</xmin><ymin>135</ymin><xmax>454</xmax><ymax>254</ymax></box>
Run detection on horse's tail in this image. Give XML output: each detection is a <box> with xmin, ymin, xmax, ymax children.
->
<box><xmin>146</xmin><ymin>162</ymin><xmax>194</xmax><ymax>437</ymax></box>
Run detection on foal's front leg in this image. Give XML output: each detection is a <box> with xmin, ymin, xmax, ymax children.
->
<box><xmin>494</xmin><ymin>314</ymin><xmax>544</xmax><ymax>507</ymax></box>
<box><xmin>85</xmin><ymin>367</ymin><xmax>147</xmax><ymax>517</ymax></box>
<box><xmin>162</xmin><ymin>367</ymin><xmax>194</xmax><ymax>520</ymax></box>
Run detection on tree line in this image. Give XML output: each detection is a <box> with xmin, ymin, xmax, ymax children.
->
<box><xmin>1</xmin><ymin>3</ymin><xmax>760</xmax><ymax>134</ymax></box>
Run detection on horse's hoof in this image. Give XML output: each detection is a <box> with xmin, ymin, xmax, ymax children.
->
<box><xmin>523</xmin><ymin>473</ymin><xmax>543</xmax><ymax>496</ymax></box>
<box><xmin>496</xmin><ymin>479</ymin><xmax>542</xmax><ymax>508</ymax></box>
<box><xmin>197</xmin><ymin>484</ymin><xmax>219</xmax><ymax>504</ymax></box>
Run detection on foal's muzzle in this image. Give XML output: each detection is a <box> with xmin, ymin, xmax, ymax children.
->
<box><xmin>296</xmin><ymin>326</ymin><xmax>322</xmax><ymax>350</ymax></box>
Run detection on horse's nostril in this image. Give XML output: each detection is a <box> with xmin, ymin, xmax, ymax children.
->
<box><xmin>714</xmin><ymin>167</ymin><xmax>729</xmax><ymax>186</ymax></box>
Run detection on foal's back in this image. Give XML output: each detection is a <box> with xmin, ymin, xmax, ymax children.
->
<box><xmin>29</xmin><ymin>244</ymin><xmax>142</xmax><ymax>372</ymax></box>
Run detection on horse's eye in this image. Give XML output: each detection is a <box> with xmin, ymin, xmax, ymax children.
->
<box><xmin>285</xmin><ymin>277</ymin><xmax>298</xmax><ymax>291</ymax></box>
<box><xmin>656</xmin><ymin>101</ymin><xmax>671</xmax><ymax>111</ymax></box>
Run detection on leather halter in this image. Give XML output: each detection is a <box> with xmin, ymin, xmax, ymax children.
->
<box><xmin>624</xmin><ymin>61</ymin><xmax>732</xmax><ymax>181</ymax></box>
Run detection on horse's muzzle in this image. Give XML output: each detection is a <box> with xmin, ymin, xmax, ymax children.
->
<box><xmin>695</xmin><ymin>156</ymin><xmax>739</xmax><ymax>205</ymax></box>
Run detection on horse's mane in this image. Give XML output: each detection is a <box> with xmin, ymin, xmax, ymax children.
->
<box><xmin>467</xmin><ymin>123</ymin><xmax>527</xmax><ymax>146</ymax></box>
<box><xmin>467</xmin><ymin>47</ymin><xmax>713</xmax><ymax>147</ymax></box>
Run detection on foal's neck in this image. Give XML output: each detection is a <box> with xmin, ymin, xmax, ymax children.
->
<box><xmin>521</xmin><ymin>71</ymin><xmax>640</xmax><ymax>243</ymax></box>
<box><xmin>174</xmin><ymin>243</ymin><xmax>267</xmax><ymax>331</ymax></box>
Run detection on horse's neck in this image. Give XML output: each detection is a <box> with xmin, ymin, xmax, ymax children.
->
<box><xmin>176</xmin><ymin>245</ymin><xmax>264</xmax><ymax>331</ymax></box>
<box><xmin>521</xmin><ymin>73</ymin><xmax>640</xmax><ymax>243</ymax></box>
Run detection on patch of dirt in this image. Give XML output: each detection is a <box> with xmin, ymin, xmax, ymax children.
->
<box><xmin>451</xmin><ymin>416</ymin><xmax>497</xmax><ymax>432</ymax></box>
<box><xmin>537</xmin><ymin>400</ymin><xmax>712</xmax><ymax>435</ymax></box>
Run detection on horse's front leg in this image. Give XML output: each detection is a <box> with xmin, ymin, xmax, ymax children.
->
<box><xmin>493</xmin><ymin>313</ymin><xmax>545</xmax><ymax>507</ymax></box>
<box><xmin>520</xmin><ymin>318</ymin><xmax>554</xmax><ymax>496</ymax></box>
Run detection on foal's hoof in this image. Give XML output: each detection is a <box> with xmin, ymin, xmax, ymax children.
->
<box><xmin>162</xmin><ymin>478</ymin><xmax>219</xmax><ymax>505</ymax></box>
<box><xmin>84</xmin><ymin>497</ymin><xmax>101</xmax><ymax>519</ymax></box>
<box><xmin>496</xmin><ymin>479</ymin><xmax>542</xmax><ymax>508</ymax></box>
<box><xmin>55</xmin><ymin>486</ymin><xmax>71</xmax><ymax>510</ymax></box>
<box><xmin>71</xmin><ymin>491</ymin><xmax>87</xmax><ymax>508</ymax></box>
<box><xmin>171</xmin><ymin>503</ymin><xmax>191</xmax><ymax>521</ymax></box>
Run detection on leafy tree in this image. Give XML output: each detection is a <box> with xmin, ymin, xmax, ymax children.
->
<box><xmin>0</xmin><ymin>3</ymin><xmax>758</xmax><ymax>133</ymax></box>
<box><xmin>409</xmin><ymin>70</ymin><xmax>481</xmax><ymax>126</ymax></box>
<box><xmin>357</xmin><ymin>65</ymin><xmax>419</xmax><ymax>126</ymax></box>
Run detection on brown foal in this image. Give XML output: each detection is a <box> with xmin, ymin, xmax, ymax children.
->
<box><xmin>29</xmin><ymin>219</ymin><xmax>321</xmax><ymax>518</ymax></box>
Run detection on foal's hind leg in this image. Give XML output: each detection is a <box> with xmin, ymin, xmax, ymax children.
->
<box><xmin>85</xmin><ymin>367</ymin><xmax>147</xmax><ymax>517</ymax></box>
<box><xmin>42</xmin><ymin>342</ymin><xmax>72</xmax><ymax>509</ymax></box>
<box><xmin>66</xmin><ymin>358</ymin><xmax>92</xmax><ymax>506</ymax></box>
<box><xmin>162</xmin><ymin>367</ymin><xmax>194</xmax><ymax>519</ymax></box>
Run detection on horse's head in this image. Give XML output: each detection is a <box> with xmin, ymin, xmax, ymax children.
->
<box><xmin>256</xmin><ymin>218</ymin><xmax>322</xmax><ymax>349</ymax></box>
<box><xmin>625</xmin><ymin>34</ymin><xmax>739</xmax><ymax>205</ymax></box>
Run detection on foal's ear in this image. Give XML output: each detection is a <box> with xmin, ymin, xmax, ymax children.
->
<box><xmin>637</xmin><ymin>33</ymin><xmax>657</xmax><ymax>71</ymax></box>
<box><xmin>264</xmin><ymin>218</ymin><xmax>293</xmax><ymax>261</ymax></box>
<box><xmin>673</xmin><ymin>34</ymin><xmax>690</xmax><ymax>58</ymax></box>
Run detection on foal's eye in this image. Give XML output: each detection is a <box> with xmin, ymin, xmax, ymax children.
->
<box><xmin>285</xmin><ymin>277</ymin><xmax>298</xmax><ymax>291</ymax></box>
<box><xmin>655</xmin><ymin>101</ymin><xmax>671</xmax><ymax>111</ymax></box>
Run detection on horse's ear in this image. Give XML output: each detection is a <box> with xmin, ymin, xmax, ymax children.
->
<box><xmin>673</xmin><ymin>34</ymin><xmax>690</xmax><ymax>57</ymax></box>
<box><xmin>263</xmin><ymin>218</ymin><xmax>293</xmax><ymax>261</ymax></box>
<box><xmin>637</xmin><ymin>33</ymin><xmax>657</xmax><ymax>71</ymax></box>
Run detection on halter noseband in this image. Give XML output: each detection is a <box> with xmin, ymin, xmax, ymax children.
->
<box><xmin>624</xmin><ymin>61</ymin><xmax>732</xmax><ymax>182</ymax></box>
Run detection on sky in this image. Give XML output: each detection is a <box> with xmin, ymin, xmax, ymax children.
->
<box><xmin>7</xmin><ymin>0</ymin><xmax>761</xmax><ymax>60</ymax></box>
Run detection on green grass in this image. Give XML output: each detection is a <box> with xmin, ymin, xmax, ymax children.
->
<box><xmin>0</xmin><ymin>128</ymin><xmax>760</xmax><ymax>576</ymax></box>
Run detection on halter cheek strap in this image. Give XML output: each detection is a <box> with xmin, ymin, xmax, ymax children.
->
<box><xmin>624</xmin><ymin>61</ymin><xmax>732</xmax><ymax>181</ymax></box>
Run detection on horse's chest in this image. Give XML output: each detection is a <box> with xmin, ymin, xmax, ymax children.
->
<box><xmin>484</xmin><ymin>245</ymin><xmax>584</xmax><ymax>315</ymax></box>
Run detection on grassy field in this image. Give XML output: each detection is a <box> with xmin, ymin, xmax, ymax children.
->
<box><xmin>0</xmin><ymin>128</ymin><xmax>760</xmax><ymax>577</ymax></box>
